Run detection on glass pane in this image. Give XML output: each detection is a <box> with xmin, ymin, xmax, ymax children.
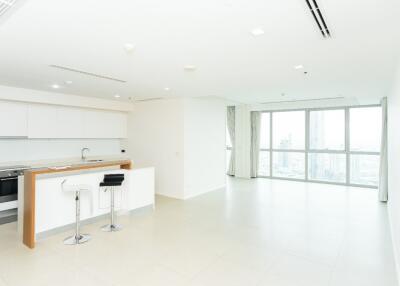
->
<box><xmin>272</xmin><ymin>152</ymin><xmax>305</xmax><ymax>179</ymax></box>
<box><xmin>258</xmin><ymin>151</ymin><xmax>270</xmax><ymax>176</ymax></box>
<box><xmin>309</xmin><ymin>109</ymin><xmax>345</xmax><ymax>150</ymax></box>
<box><xmin>273</xmin><ymin>111</ymin><xmax>305</xmax><ymax>150</ymax></box>
<box><xmin>226</xmin><ymin>149</ymin><xmax>231</xmax><ymax>173</ymax></box>
<box><xmin>260</xmin><ymin>113</ymin><xmax>270</xmax><ymax>149</ymax></box>
<box><xmin>226</xmin><ymin>126</ymin><xmax>232</xmax><ymax>148</ymax></box>
<box><xmin>308</xmin><ymin>153</ymin><xmax>346</xmax><ymax>183</ymax></box>
<box><xmin>350</xmin><ymin>107</ymin><xmax>382</xmax><ymax>152</ymax></box>
<box><xmin>350</xmin><ymin>154</ymin><xmax>380</xmax><ymax>186</ymax></box>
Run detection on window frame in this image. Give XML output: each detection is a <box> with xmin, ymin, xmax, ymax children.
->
<box><xmin>257</xmin><ymin>104</ymin><xmax>381</xmax><ymax>189</ymax></box>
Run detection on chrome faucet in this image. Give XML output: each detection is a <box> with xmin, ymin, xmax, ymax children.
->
<box><xmin>81</xmin><ymin>148</ymin><xmax>90</xmax><ymax>161</ymax></box>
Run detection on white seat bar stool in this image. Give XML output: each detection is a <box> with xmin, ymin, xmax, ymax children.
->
<box><xmin>61</xmin><ymin>180</ymin><xmax>92</xmax><ymax>245</ymax></box>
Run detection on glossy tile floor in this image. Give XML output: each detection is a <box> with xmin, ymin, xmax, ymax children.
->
<box><xmin>0</xmin><ymin>177</ymin><xmax>398</xmax><ymax>286</ymax></box>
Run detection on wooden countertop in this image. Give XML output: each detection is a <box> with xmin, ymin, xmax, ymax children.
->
<box><xmin>23</xmin><ymin>159</ymin><xmax>132</xmax><ymax>249</ymax></box>
<box><xmin>26</xmin><ymin>159</ymin><xmax>132</xmax><ymax>175</ymax></box>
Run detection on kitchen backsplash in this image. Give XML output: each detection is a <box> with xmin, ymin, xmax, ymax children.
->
<box><xmin>0</xmin><ymin>139</ymin><xmax>122</xmax><ymax>163</ymax></box>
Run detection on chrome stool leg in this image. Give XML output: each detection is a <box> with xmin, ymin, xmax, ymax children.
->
<box><xmin>101</xmin><ymin>187</ymin><xmax>122</xmax><ymax>232</ymax></box>
<box><xmin>64</xmin><ymin>191</ymin><xmax>91</xmax><ymax>245</ymax></box>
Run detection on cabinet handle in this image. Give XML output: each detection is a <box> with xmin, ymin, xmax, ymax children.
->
<box><xmin>0</xmin><ymin>177</ymin><xmax>17</xmax><ymax>181</ymax></box>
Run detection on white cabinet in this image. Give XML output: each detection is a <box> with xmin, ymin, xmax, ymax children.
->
<box><xmin>28</xmin><ymin>104</ymin><xmax>127</xmax><ymax>139</ymax></box>
<box><xmin>55</xmin><ymin>107</ymin><xmax>85</xmax><ymax>138</ymax></box>
<box><xmin>83</xmin><ymin>110</ymin><xmax>127</xmax><ymax>138</ymax></box>
<box><xmin>129</xmin><ymin>167</ymin><xmax>155</xmax><ymax>209</ymax></box>
<box><xmin>27</xmin><ymin>104</ymin><xmax>59</xmax><ymax>138</ymax></box>
<box><xmin>0</xmin><ymin>101</ymin><xmax>28</xmax><ymax>137</ymax></box>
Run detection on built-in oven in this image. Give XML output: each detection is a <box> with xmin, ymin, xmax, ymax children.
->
<box><xmin>0</xmin><ymin>166</ymin><xmax>29</xmax><ymax>213</ymax></box>
<box><xmin>0</xmin><ymin>174</ymin><xmax>18</xmax><ymax>203</ymax></box>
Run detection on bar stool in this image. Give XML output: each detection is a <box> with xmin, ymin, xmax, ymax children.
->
<box><xmin>100</xmin><ymin>174</ymin><xmax>125</xmax><ymax>232</ymax></box>
<box><xmin>61</xmin><ymin>180</ymin><xmax>92</xmax><ymax>245</ymax></box>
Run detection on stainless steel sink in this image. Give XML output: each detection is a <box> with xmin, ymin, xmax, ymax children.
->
<box><xmin>85</xmin><ymin>159</ymin><xmax>104</xmax><ymax>163</ymax></box>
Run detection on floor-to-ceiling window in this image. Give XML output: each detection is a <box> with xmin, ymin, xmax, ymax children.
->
<box><xmin>258</xmin><ymin>105</ymin><xmax>381</xmax><ymax>188</ymax></box>
<box><xmin>272</xmin><ymin>110</ymin><xmax>305</xmax><ymax>179</ymax></box>
<box><xmin>308</xmin><ymin>109</ymin><xmax>346</xmax><ymax>183</ymax></box>
<box><xmin>349</xmin><ymin>107</ymin><xmax>382</xmax><ymax>186</ymax></box>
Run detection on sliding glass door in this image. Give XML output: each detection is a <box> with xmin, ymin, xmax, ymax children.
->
<box><xmin>257</xmin><ymin>105</ymin><xmax>381</xmax><ymax>188</ymax></box>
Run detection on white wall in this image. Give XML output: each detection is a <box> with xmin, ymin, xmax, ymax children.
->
<box><xmin>183</xmin><ymin>98</ymin><xmax>226</xmax><ymax>199</ymax></box>
<box><xmin>126</xmin><ymin>97</ymin><xmax>227</xmax><ymax>199</ymax></box>
<box><xmin>388</xmin><ymin>58</ymin><xmax>400</xmax><ymax>276</ymax></box>
<box><xmin>0</xmin><ymin>139</ymin><xmax>121</xmax><ymax>164</ymax></box>
<box><xmin>126</xmin><ymin>98</ymin><xmax>185</xmax><ymax>199</ymax></box>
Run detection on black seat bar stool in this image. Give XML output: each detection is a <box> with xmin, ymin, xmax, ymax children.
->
<box><xmin>100</xmin><ymin>173</ymin><xmax>125</xmax><ymax>232</ymax></box>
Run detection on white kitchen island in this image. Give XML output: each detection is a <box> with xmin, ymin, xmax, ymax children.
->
<box><xmin>18</xmin><ymin>159</ymin><xmax>154</xmax><ymax>248</ymax></box>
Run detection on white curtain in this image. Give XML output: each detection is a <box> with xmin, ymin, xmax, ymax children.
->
<box><xmin>250</xmin><ymin>111</ymin><xmax>261</xmax><ymax>178</ymax></box>
<box><xmin>379</xmin><ymin>97</ymin><xmax>388</xmax><ymax>202</ymax></box>
<box><xmin>227</xmin><ymin>106</ymin><xmax>235</xmax><ymax>176</ymax></box>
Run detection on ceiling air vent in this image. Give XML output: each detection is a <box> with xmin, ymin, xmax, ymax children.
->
<box><xmin>49</xmin><ymin>65</ymin><xmax>127</xmax><ymax>83</ymax></box>
<box><xmin>305</xmin><ymin>0</ymin><xmax>331</xmax><ymax>38</ymax></box>
<box><xmin>0</xmin><ymin>0</ymin><xmax>17</xmax><ymax>17</ymax></box>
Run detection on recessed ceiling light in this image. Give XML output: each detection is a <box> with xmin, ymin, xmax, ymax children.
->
<box><xmin>251</xmin><ymin>28</ymin><xmax>265</xmax><ymax>36</ymax></box>
<box><xmin>114</xmin><ymin>94</ymin><xmax>121</xmax><ymax>98</ymax></box>
<box><xmin>51</xmin><ymin>84</ymin><xmax>60</xmax><ymax>89</ymax></box>
<box><xmin>184</xmin><ymin>65</ymin><xmax>197</xmax><ymax>71</ymax></box>
<box><xmin>124</xmin><ymin>43</ymin><xmax>136</xmax><ymax>53</ymax></box>
<box><xmin>294</xmin><ymin>65</ymin><xmax>304</xmax><ymax>70</ymax></box>
<box><xmin>64</xmin><ymin>80</ymin><xmax>73</xmax><ymax>84</ymax></box>
<box><xmin>164</xmin><ymin>87</ymin><xmax>170</xmax><ymax>91</ymax></box>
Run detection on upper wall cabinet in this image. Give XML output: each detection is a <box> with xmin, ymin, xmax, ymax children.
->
<box><xmin>83</xmin><ymin>110</ymin><xmax>127</xmax><ymax>139</ymax></box>
<box><xmin>0</xmin><ymin>101</ymin><xmax>28</xmax><ymax>137</ymax></box>
<box><xmin>55</xmin><ymin>106</ymin><xmax>85</xmax><ymax>138</ymax></box>
<box><xmin>28</xmin><ymin>104</ymin><xmax>59</xmax><ymax>138</ymax></box>
<box><xmin>27</xmin><ymin>104</ymin><xmax>127</xmax><ymax>139</ymax></box>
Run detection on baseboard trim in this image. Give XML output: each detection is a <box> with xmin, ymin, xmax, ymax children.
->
<box><xmin>388</xmin><ymin>204</ymin><xmax>400</xmax><ymax>285</ymax></box>
<box><xmin>183</xmin><ymin>184</ymin><xmax>226</xmax><ymax>200</ymax></box>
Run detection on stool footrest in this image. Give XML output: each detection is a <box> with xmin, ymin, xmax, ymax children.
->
<box><xmin>63</xmin><ymin>234</ymin><xmax>91</xmax><ymax>245</ymax></box>
<box><xmin>101</xmin><ymin>224</ymin><xmax>122</xmax><ymax>232</ymax></box>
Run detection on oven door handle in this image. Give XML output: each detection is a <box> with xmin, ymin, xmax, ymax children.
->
<box><xmin>0</xmin><ymin>177</ymin><xmax>17</xmax><ymax>181</ymax></box>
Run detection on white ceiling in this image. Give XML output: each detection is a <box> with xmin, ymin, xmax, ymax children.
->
<box><xmin>0</xmin><ymin>0</ymin><xmax>399</xmax><ymax>104</ymax></box>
